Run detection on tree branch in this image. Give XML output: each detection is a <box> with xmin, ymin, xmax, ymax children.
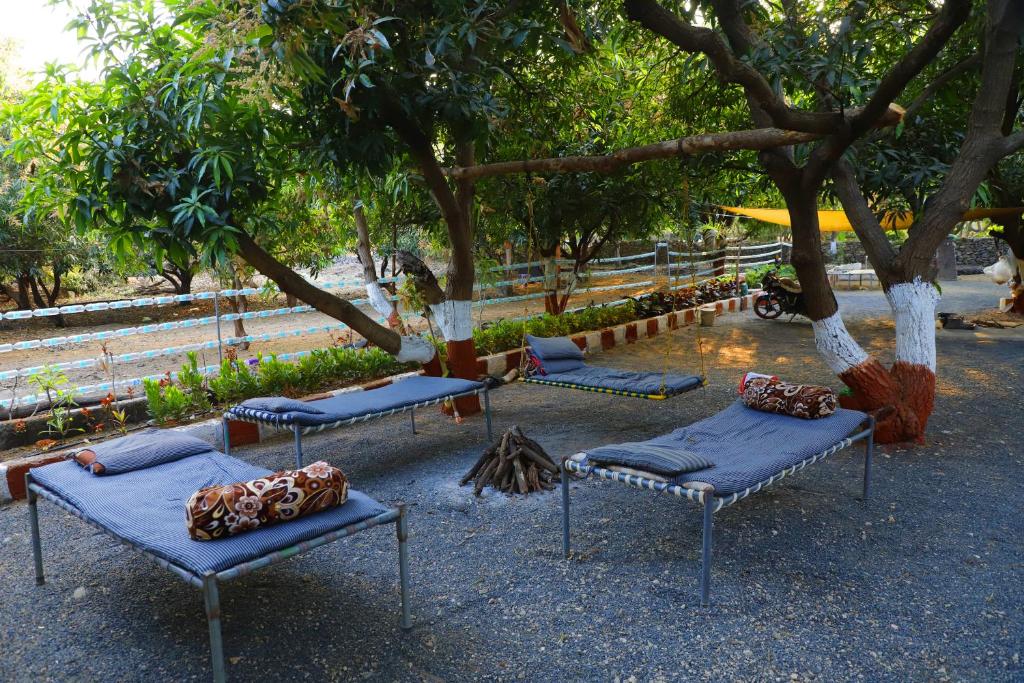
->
<box><xmin>1002</xmin><ymin>130</ymin><xmax>1024</xmax><ymax>156</ymax></box>
<box><xmin>847</xmin><ymin>0</ymin><xmax>972</xmax><ymax>138</ymax></box>
<box><xmin>235</xmin><ymin>230</ymin><xmax>404</xmax><ymax>354</ymax></box>
<box><xmin>902</xmin><ymin>53</ymin><xmax>982</xmax><ymax>121</ymax></box>
<box><xmin>899</xmin><ymin>0</ymin><xmax>1024</xmax><ymax>278</ymax></box>
<box><xmin>830</xmin><ymin>160</ymin><xmax>899</xmax><ymax>288</ymax></box>
<box><xmin>624</xmin><ymin>0</ymin><xmax>840</xmax><ymax>134</ymax></box>
<box><xmin>444</xmin><ymin>127</ymin><xmax>821</xmax><ymax>180</ymax></box>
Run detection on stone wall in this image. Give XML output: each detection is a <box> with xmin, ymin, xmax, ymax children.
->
<box><xmin>794</xmin><ymin>237</ymin><xmax>1008</xmax><ymax>267</ymax></box>
<box><xmin>953</xmin><ymin>237</ymin><xmax>1005</xmax><ymax>266</ymax></box>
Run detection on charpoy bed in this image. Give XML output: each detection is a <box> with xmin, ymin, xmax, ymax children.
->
<box><xmin>522</xmin><ymin>335</ymin><xmax>703</xmax><ymax>400</ymax></box>
<box><xmin>25</xmin><ymin>441</ymin><xmax>411</xmax><ymax>682</ymax></box>
<box><xmin>559</xmin><ymin>401</ymin><xmax>875</xmax><ymax>605</ymax></box>
<box><xmin>224</xmin><ymin>374</ymin><xmax>493</xmax><ymax>467</ymax></box>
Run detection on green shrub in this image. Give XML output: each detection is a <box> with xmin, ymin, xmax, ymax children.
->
<box><xmin>144</xmin><ymin>378</ymin><xmax>193</xmax><ymax>425</ymax></box>
<box><xmin>745</xmin><ymin>264</ymin><xmax>794</xmax><ymax>287</ymax></box>
<box><xmin>255</xmin><ymin>354</ymin><xmax>302</xmax><ymax>396</ymax></box>
<box><xmin>472</xmin><ymin>301</ymin><xmax>638</xmax><ymax>356</ymax></box>
<box><xmin>142</xmin><ymin>352</ymin><xmax>212</xmax><ymax>424</ymax></box>
<box><xmin>178</xmin><ymin>352</ymin><xmax>212</xmax><ymax>414</ymax></box>
<box><xmin>205</xmin><ymin>347</ymin><xmax>412</xmax><ymax>407</ymax></box>
<box><xmin>208</xmin><ymin>359</ymin><xmax>260</xmax><ymax>404</ymax></box>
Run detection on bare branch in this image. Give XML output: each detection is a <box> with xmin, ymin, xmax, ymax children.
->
<box><xmin>235</xmin><ymin>231</ymin><xmax>403</xmax><ymax>354</ymax></box>
<box><xmin>1003</xmin><ymin>131</ymin><xmax>1024</xmax><ymax>156</ymax></box>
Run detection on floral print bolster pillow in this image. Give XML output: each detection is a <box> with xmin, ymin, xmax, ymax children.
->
<box><xmin>185</xmin><ymin>461</ymin><xmax>349</xmax><ymax>541</ymax></box>
<box><xmin>741</xmin><ymin>376</ymin><xmax>837</xmax><ymax>420</ymax></box>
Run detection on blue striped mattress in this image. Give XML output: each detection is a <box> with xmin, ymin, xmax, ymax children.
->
<box><xmin>228</xmin><ymin>375</ymin><xmax>485</xmax><ymax>427</ymax></box>
<box><xmin>30</xmin><ymin>452</ymin><xmax>389</xmax><ymax>575</ymax></box>
<box><xmin>580</xmin><ymin>401</ymin><xmax>868</xmax><ymax>495</ymax></box>
<box><xmin>535</xmin><ymin>365</ymin><xmax>703</xmax><ymax>396</ymax></box>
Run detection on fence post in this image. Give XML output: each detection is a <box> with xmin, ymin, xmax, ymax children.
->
<box><xmin>665</xmin><ymin>242</ymin><xmax>672</xmax><ymax>286</ymax></box>
<box><xmin>213</xmin><ymin>292</ymin><xmax>224</xmax><ymax>366</ymax></box>
<box><xmin>734</xmin><ymin>245</ymin><xmax>742</xmax><ymax>295</ymax></box>
<box><xmin>503</xmin><ymin>241</ymin><xmax>514</xmax><ymax>296</ymax></box>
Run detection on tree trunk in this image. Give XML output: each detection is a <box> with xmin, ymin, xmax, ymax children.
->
<box><xmin>27</xmin><ymin>273</ymin><xmax>66</xmax><ymax>327</ymax></box>
<box><xmin>991</xmin><ymin>213</ymin><xmax>1024</xmax><ymax>314</ymax></box>
<box><xmin>235</xmin><ymin>231</ymin><xmax>436</xmax><ymax>363</ymax></box>
<box><xmin>541</xmin><ymin>249</ymin><xmax>561</xmax><ymax>315</ymax></box>
<box><xmin>379</xmin><ymin>100</ymin><xmax>481</xmax><ymax>412</ymax></box>
<box><xmin>781</xmin><ymin>184</ymin><xmax>934</xmax><ymax>444</ymax></box>
<box><xmin>228</xmin><ymin>268</ymin><xmax>250</xmax><ymax>351</ymax></box>
<box><xmin>435</xmin><ymin>140</ymin><xmax>482</xmax><ymax>415</ymax></box>
<box><xmin>354</xmin><ymin>200</ymin><xmax>400</xmax><ymax>328</ymax></box>
<box><xmin>15</xmin><ymin>272</ymin><xmax>32</xmax><ymax>309</ymax></box>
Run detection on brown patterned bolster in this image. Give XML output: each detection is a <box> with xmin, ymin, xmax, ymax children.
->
<box><xmin>741</xmin><ymin>377</ymin><xmax>837</xmax><ymax>419</ymax></box>
<box><xmin>186</xmin><ymin>461</ymin><xmax>349</xmax><ymax>541</ymax></box>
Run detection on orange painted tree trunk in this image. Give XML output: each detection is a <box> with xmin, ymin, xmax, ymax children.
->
<box><xmin>813</xmin><ymin>282</ymin><xmax>941</xmax><ymax>445</ymax></box>
<box><xmin>782</xmin><ymin>179</ymin><xmax>941</xmax><ymax>445</ymax></box>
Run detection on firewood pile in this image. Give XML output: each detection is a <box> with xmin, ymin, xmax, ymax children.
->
<box><xmin>461</xmin><ymin>426</ymin><xmax>561</xmax><ymax>496</ymax></box>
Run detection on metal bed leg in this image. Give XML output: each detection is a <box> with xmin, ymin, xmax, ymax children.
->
<box><xmin>700</xmin><ymin>494</ymin><xmax>714</xmax><ymax>608</ymax></box>
<box><xmin>293</xmin><ymin>425</ymin><xmax>303</xmax><ymax>469</ymax></box>
<box><xmin>862</xmin><ymin>423</ymin><xmax>875</xmax><ymax>501</ymax></box>
<box><xmin>221</xmin><ymin>415</ymin><xmax>231</xmax><ymax>455</ymax></box>
<box><xmin>396</xmin><ymin>505</ymin><xmax>412</xmax><ymax>630</ymax></box>
<box><xmin>26</xmin><ymin>475</ymin><xmax>44</xmax><ymax>586</ymax></box>
<box><xmin>202</xmin><ymin>574</ymin><xmax>227</xmax><ymax>683</ymax></box>
<box><xmin>560</xmin><ymin>460</ymin><xmax>571</xmax><ymax>559</ymax></box>
<box><xmin>483</xmin><ymin>390</ymin><xmax>493</xmax><ymax>442</ymax></box>
<box><xmin>410</xmin><ymin>408</ymin><xmax>417</xmax><ymax>435</ymax></box>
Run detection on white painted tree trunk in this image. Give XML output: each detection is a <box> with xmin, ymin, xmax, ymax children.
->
<box><xmin>429</xmin><ymin>299</ymin><xmax>473</xmax><ymax>341</ymax></box>
<box><xmin>886</xmin><ymin>279</ymin><xmax>940</xmax><ymax>372</ymax></box>
<box><xmin>365</xmin><ymin>281</ymin><xmax>396</xmax><ymax>320</ymax></box>
<box><xmin>810</xmin><ymin>312</ymin><xmax>870</xmax><ymax>375</ymax></box>
<box><xmin>395</xmin><ymin>335</ymin><xmax>437</xmax><ymax>363</ymax></box>
<box><xmin>542</xmin><ymin>255</ymin><xmax>559</xmax><ymax>297</ymax></box>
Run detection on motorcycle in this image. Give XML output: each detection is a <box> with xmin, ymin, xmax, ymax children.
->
<box><xmin>753</xmin><ymin>270</ymin><xmax>806</xmax><ymax>320</ymax></box>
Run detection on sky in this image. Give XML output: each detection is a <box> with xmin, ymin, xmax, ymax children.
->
<box><xmin>1</xmin><ymin>1</ymin><xmax>92</xmax><ymax>85</ymax></box>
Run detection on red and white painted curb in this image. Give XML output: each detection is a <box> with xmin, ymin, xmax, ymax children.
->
<box><xmin>0</xmin><ymin>294</ymin><xmax>756</xmax><ymax>504</ymax></box>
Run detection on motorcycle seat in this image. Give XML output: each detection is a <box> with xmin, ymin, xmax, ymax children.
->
<box><xmin>779</xmin><ymin>277</ymin><xmax>802</xmax><ymax>293</ymax></box>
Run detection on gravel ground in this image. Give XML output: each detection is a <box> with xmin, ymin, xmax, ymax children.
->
<box><xmin>0</xmin><ymin>277</ymin><xmax>1021</xmax><ymax>682</ymax></box>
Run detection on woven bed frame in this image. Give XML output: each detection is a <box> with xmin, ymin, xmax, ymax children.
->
<box><xmin>224</xmin><ymin>385</ymin><xmax>492</xmax><ymax>468</ymax></box>
<box><xmin>559</xmin><ymin>415</ymin><xmax>875</xmax><ymax>606</ymax></box>
<box><xmin>521</xmin><ymin>376</ymin><xmax>706</xmax><ymax>400</ymax></box>
<box><xmin>25</xmin><ymin>472</ymin><xmax>411</xmax><ymax>683</ymax></box>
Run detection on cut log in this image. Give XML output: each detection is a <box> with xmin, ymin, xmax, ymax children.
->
<box><xmin>462</xmin><ymin>425</ymin><xmax>561</xmax><ymax>496</ymax></box>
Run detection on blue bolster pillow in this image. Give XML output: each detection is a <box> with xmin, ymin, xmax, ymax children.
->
<box><xmin>526</xmin><ymin>335</ymin><xmax>584</xmax><ymax>361</ymax></box>
<box><xmin>585</xmin><ymin>443</ymin><xmax>713</xmax><ymax>477</ymax></box>
<box><xmin>238</xmin><ymin>397</ymin><xmax>326</xmax><ymax>415</ymax></box>
<box><xmin>542</xmin><ymin>358</ymin><xmax>586</xmax><ymax>374</ymax></box>
<box><xmin>73</xmin><ymin>429</ymin><xmax>213</xmax><ymax>475</ymax></box>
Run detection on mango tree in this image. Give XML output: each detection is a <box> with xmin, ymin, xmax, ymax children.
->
<box><xmin>451</xmin><ymin>0</ymin><xmax>1024</xmax><ymax>443</ymax></box>
<box><xmin>8</xmin><ymin>0</ymin><xmax>439</xmax><ymax>366</ymax></box>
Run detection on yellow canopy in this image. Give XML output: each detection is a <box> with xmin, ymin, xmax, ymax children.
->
<box><xmin>721</xmin><ymin>206</ymin><xmax>1024</xmax><ymax>232</ymax></box>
